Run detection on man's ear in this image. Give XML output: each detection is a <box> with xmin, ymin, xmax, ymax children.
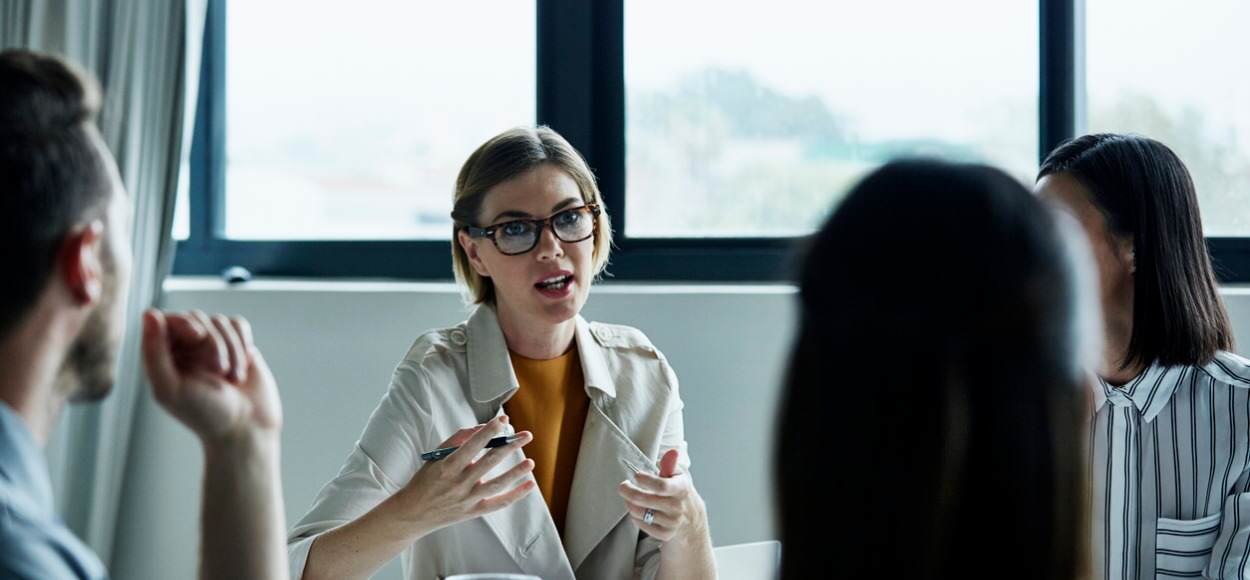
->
<box><xmin>458</xmin><ymin>229</ymin><xmax>491</xmax><ymax>278</ymax></box>
<box><xmin>58</xmin><ymin>220</ymin><xmax>106</xmax><ymax>306</ymax></box>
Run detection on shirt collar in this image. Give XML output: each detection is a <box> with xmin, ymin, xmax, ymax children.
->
<box><xmin>1094</xmin><ymin>363</ymin><xmax>1186</xmax><ymax>423</ymax></box>
<box><xmin>0</xmin><ymin>400</ymin><xmax>55</xmax><ymax>516</ymax></box>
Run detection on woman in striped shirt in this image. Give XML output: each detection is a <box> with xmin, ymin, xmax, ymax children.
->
<box><xmin>1037</xmin><ymin>133</ymin><xmax>1250</xmax><ymax>580</ymax></box>
<box><xmin>777</xmin><ymin>159</ymin><xmax>1101</xmax><ymax>579</ymax></box>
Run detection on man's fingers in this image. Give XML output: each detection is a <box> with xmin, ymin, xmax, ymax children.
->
<box><xmin>211</xmin><ymin>314</ymin><xmax>247</xmax><ymax>383</ymax></box>
<box><xmin>140</xmin><ymin>310</ymin><xmax>179</xmax><ymax>401</ymax></box>
<box><xmin>190</xmin><ymin>310</ymin><xmax>229</xmax><ymax>374</ymax></box>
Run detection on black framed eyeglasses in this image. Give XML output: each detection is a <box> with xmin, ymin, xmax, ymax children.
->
<box><xmin>465</xmin><ymin>204</ymin><xmax>601</xmax><ymax>256</ymax></box>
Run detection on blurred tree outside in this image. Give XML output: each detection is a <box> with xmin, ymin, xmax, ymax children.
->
<box><xmin>627</xmin><ymin>67</ymin><xmax>1248</xmax><ymax>238</ymax></box>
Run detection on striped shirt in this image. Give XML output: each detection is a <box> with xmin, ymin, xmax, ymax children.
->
<box><xmin>1093</xmin><ymin>351</ymin><xmax>1250</xmax><ymax>580</ymax></box>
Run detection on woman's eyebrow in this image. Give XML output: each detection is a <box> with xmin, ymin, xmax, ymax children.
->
<box><xmin>490</xmin><ymin>197</ymin><xmax>582</xmax><ymax>223</ymax></box>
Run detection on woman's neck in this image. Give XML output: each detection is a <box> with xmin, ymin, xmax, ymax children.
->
<box><xmin>1101</xmin><ymin>295</ymin><xmax>1144</xmax><ymax>387</ymax></box>
<box><xmin>495</xmin><ymin>302</ymin><xmax>575</xmax><ymax>360</ymax></box>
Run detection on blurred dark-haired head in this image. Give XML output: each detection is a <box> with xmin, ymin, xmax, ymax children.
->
<box><xmin>1037</xmin><ymin>133</ymin><xmax>1232</xmax><ymax>373</ymax></box>
<box><xmin>777</xmin><ymin>159</ymin><xmax>1097</xmax><ymax>579</ymax></box>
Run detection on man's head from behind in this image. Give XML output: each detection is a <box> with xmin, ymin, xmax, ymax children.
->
<box><xmin>0</xmin><ymin>49</ymin><xmax>131</xmax><ymax>402</ymax></box>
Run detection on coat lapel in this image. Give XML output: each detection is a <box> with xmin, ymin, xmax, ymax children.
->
<box><xmin>466</xmin><ymin>305</ymin><xmax>575</xmax><ymax>579</ymax></box>
<box><xmin>477</xmin><ymin>405</ymin><xmax>576</xmax><ymax>579</ymax></box>
<box><xmin>463</xmin><ymin>308</ymin><xmax>654</xmax><ymax>577</ymax></box>
<box><xmin>562</xmin><ymin>319</ymin><xmax>659</xmax><ymax>572</ymax></box>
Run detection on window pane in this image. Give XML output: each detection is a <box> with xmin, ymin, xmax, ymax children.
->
<box><xmin>1086</xmin><ymin>0</ymin><xmax>1250</xmax><ymax>236</ymax></box>
<box><xmin>625</xmin><ymin>0</ymin><xmax>1038</xmax><ymax>238</ymax></box>
<box><xmin>224</xmin><ymin>0</ymin><xmax>536</xmax><ymax>239</ymax></box>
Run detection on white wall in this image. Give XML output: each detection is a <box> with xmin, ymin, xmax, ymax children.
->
<box><xmin>110</xmin><ymin>280</ymin><xmax>797</xmax><ymax>580</ymax></box>
<box><xmin>1228</xmin><ymin>288</ymin><xmax>1250</xmax><ymax>343</ymax></box>
<box><xmin>108</xmin><ymin>282</ymin><xmax>1250</xmax><ymax>580</ymax></box>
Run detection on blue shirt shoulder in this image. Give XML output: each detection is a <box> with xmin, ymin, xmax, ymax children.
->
<box><xmin>0</xmin><ymin>403</ymin><xmax>106</xmax><ymax>580</ymax></box>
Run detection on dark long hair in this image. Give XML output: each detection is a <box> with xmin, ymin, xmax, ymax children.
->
<box><xmin>1039</xmin><ymin>133</ymin><xmax>1232</xmax><ymax>369</ymax></box>
<box><xmin>776</xmin><ymin>160</ymin><xmax>1091</xmax><ymax>579</ymax></box>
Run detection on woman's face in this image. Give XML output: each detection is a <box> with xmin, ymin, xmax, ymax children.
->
<box><xmin>1036</xmin><ymin>172</ymin><xmax>1134</xmax><ymax>315</ymax></box>
<box><xmin>1037</xmin><ymin>172</ymin><xmax>1134</xmax><ymax>380</ymax></box>
<box><xmin>458</xmin><ymin>164</ymin><xmax>596</xmax><ymax>328</ymax></box>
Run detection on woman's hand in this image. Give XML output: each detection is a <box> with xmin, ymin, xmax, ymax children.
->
<box><xmin>395</xmin><ymin>416</ymin><xmax>537</xmax><ymax>534</ymax></box>
<box><xmin>618</xmin><ymin>449</ymin><xmax>710</xmax><ymax>545</ymax></box>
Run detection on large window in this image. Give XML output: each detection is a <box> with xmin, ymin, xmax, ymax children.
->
<box><xmin>173</xmin><ymin>0</ymin><xmax>1250</xmax><ymax>282</ymax></box>
<box><xmin>224</xmin><ymin>0</ymin><xmax>534</xmax><ymax>240</ymax></box>
<box><xmin>625</xmin><ymin>0</ymin><xmax>1037</xmax><ymax>238</ymax></box>
<box><xmin>1085</xmin><ymin>0</ymin><xmax>1250</xmax><ymax>237</ymax></box>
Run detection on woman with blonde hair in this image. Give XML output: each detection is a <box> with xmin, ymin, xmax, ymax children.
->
<box><xmin>288</xmin><ymin>126</ymin><xmax>716</xmax><ymax>580</ymax></box>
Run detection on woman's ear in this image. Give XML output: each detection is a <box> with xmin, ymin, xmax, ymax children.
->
<box><xmin>1118</xmin><ymin>235</ymin><xmax>1135</xmax><ymax>275</ymax></box>
<box><xmin>458</xmin><ymin>229</ymin><xmax>491</xmax><ymax>278</ymax></box>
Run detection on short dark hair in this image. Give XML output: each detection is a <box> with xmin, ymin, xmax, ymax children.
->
<box><xmin>0</xmin><ymin>49</ymin><xmax>111</xmax><ymax>335</ymax></box>
<box><xmin>1039</xmin><ymin>133</ymin><xmax>1233</xmax><ymax>368</ymax></box>
<box><xmin>777</xmin><ymin>160</ymin><xmax>1090</xmax><ymax>579</ymax></box>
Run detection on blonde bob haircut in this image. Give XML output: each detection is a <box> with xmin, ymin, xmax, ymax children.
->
<box><xmin>450</xmin><ymin>126</ymin><xmax>613</xmax><ymax>304</ymax></box>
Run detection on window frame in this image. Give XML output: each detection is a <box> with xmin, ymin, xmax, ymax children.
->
<box><xmin>173</xmin><ymin>0</ymin><xmax>1250</xmax><ymax>283</ymax></box>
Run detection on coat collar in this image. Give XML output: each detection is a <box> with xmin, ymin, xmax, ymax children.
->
<box><xmin>465</xmin><ymin>304</ymin><xmax>616</xmax><ymax>404</ymax></box>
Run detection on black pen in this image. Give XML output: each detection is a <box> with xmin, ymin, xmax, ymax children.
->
<box><xmin>420</xmin><ymin>434</ymin><xmax>522</xmax><ymax>462</ymax></box>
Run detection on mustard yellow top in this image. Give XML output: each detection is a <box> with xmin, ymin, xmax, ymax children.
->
<box><xmin>505</xmin><ymin>346</ymin><xmax>589</xmax><ymax>533</ymax></box>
